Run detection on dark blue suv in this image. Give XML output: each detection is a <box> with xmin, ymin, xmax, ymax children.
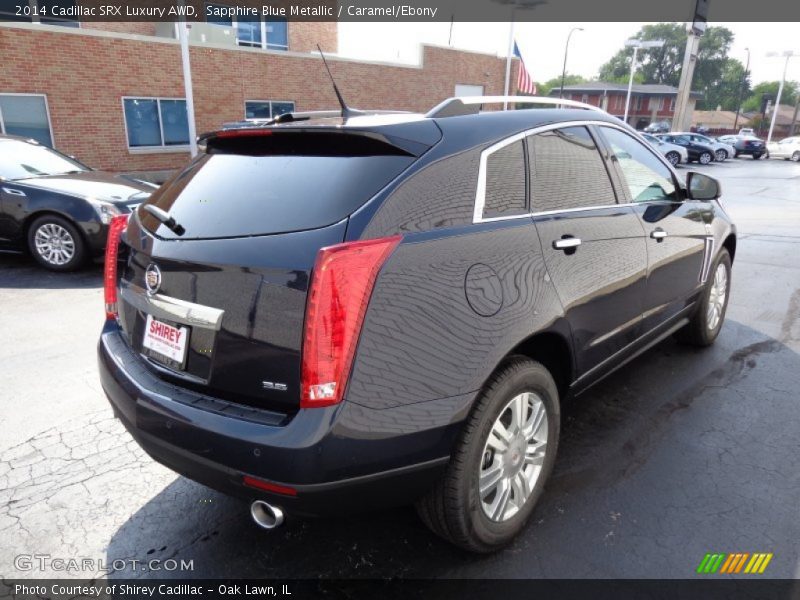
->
<box><xmin>98</xmin><ymin>97</ymin><xmax>736</xmax><ymax>552</ymax></box>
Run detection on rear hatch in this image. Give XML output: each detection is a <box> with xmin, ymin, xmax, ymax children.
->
<box><xmin>116</xmin><ymin>121</ymin><xmax>438</xmax><ymax>413</ymax></box>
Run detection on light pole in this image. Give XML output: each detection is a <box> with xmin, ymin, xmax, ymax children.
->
<box><xmin>623</xmin><ymin>39</ymin><xmax>664</xmax><ymax>125</ymax></box>
<box><xmin>733</xmin><ymin>47</ymin><xmax>750</xmax><ymax>133</ymax></box>
<box><xmin>500</xmin><ymin>0</ymin><xmax>546</xmax><ymax>109</ymax></box>
<box><xmin>559</xmin><ymin>27</ymin><xmax>584</xmax><ymax>99</ymax></box>
<box><xmin>766</xmin><ymin>50</ymin><xmax>797</xmax><ymax>144</ymax></box>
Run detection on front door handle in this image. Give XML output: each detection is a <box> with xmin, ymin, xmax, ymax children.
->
<box><xmin>553</xmin><ymin>237</ymin><xmax>582</xmax><ymax>250</ymax></box>
<box><xmin>650</xmin><ymin>229</ymin><xmax>668</xmax><ymax>241</ymax></box>
<box><xmin>1</xmin><ymin>187</ymin><xmax>26</xmax><ymax>197</ymax></box>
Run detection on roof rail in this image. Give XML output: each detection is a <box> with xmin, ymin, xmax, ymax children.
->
<box><xmin>426</xmin><ymin>95</ymin><xmax>606</xmax><ymax>119</ymax></box>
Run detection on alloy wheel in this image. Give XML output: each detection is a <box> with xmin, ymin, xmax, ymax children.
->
<box><xmin>700</xmin><ymin>152</ymin><xmax>712</xmax><ymax>165</ymax></box>
<box><xmin>479</xmin><ymin>392</ymin><xmax>548</xmax><ymax>522</ymax></box>
<box><xmin>666</xmin><ymin>152</ymin><xmax>680</xmax><ymax>166</ymax></box>
<box><xmin>33</xmin><ymin>223</ymin><xmax>76</xmax><ymax>266</ymax></box>
<box><xmin>792</xmin><ymin>152</ymin><xmax>800</xmax><ymax>162</ymax></box>
<box><xmin>715</xmin><ymin>149</ymin><xmax>726</xmax><ymax>162</ymax></box>
<box><xmin>706</xmin><ymin>263</ymin><xmax>728</xmax><ymax>331</ymax></box>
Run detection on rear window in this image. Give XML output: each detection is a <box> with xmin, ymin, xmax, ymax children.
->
<box><xmin>139</xmin><ymin>133</ymin><xmax>415</xmax><ymax>239</ymax></box>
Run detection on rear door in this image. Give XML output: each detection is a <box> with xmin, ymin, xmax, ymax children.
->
<box><xmin>595</xmin><ymin>125</ymin><xmax>711</xmax><ymax>332</ymax></box>
<box><xmin>527</xmin><ymin>125</ymin><xmax>648</xmax><ymax>378</ymax></box>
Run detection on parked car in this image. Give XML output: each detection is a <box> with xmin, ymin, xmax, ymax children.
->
<box><xmin>656</xmin><ymin>134</ymin><xmax>716</xmax><ymax>165</ymax></box>
<box><xmin>717</xmin><ymin>134</ymin><xmax>739</xmax><ymax>145</ymax></box>
<box><xmin>0</xmin><ymin>135</ymin><xmax>154</xmax><ymax>271</ymax></box>
<box><xmin>766</xmin><ymin>136</ymin><xmax>800</xmax><ymax>161</ymax></box>
<box><xmin>738</xmin><ymin>127</ymin><xmax>755</xmax><ymax>136</ymax></box>
<box><xmin>98</xmin><ymin>98</ymin><xmax>736</xmax><ymax>553</ymax></box>
<box><xmin>732</xmin><ymin>135</ymin><xmax>767</xmax><ymax>159</ymax></box>
<box><xmin>642</xmin><ymin>133</ymin><xmax>688</xmax><ymax>166</ymax></box>
<box><xmin>644</xmin><ymin>120</ymin><xmax>670</xmax><ymax>133</ymax></box>
<box><xmin>695</xmin><ymin>125</ymin><xmax>710</xmax><ymax>134</ymax></box>
<box><xmin>674</xmin><ymin>132</ymin><xmax>735</xmax><ymax>162</ymax></box>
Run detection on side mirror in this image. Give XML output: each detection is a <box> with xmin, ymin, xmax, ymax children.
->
<box><xmin>686</xmin><ymin>172</ymin><xmax>721</xmax><ymax>200</ymax></box>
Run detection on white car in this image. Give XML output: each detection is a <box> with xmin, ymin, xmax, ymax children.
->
<box><xmin>642</xmin><ymin>133</ymin><xmax>688</xmax><ymax>166</ymax></box>
<box><xmin>739</xmin><ymin>128</ymin><xmax>755</xmax><ymax>136</ymax></box>
<box><xmin>766</xmin><ymin>136</ymin><xmax>800</xmax><ymax>162</ymax></box>
<box><xmin>676</xmin><ymin>132</ymin><xmax>735</xmax><ymax>161</ymax></box>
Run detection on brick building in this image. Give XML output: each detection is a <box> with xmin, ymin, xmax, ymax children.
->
<box><xmin>0</xmin><ymin>17</ymin><xmax>512</xmax><ymax>178</ymax></box>
<box><xmin>552</xmin><ymin>82</ymin><xmax>703</xmax><ymax>130</ymax></box>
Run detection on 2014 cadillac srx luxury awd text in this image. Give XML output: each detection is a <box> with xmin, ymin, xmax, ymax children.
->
<box><xmin>98</xmin><ymin>97</ymin><xmax>736</xmax><ymax>552</ymax></box>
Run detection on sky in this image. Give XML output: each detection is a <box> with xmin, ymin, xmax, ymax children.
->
<box><xmin>337</xmin><ymin>22</ymin><xmax>800</xmax><ymax>87</ymax></box>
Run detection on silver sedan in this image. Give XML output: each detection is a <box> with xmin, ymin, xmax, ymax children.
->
<box><xmin>642</xmin><ymin>133</ymin><xmax>689</xmax><ymax>167</ymax></box>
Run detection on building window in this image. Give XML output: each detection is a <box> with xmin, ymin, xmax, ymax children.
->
<box><xmin>0</xmin><ymin>94</ymin><xmax>54</xmax><ymax>147</ymax></box>
<box><xmin>265</xmin><ymin>19</ymin><xmax>288</xmax><ymax>51</ymax></box>
<box><xmin>6</xmin><ymin>0</ymin><xmax>81</xmax><ymax>26</ymax></box>
<box><xmin>205</xmin><ymin>2</ymin><xmax>233</xmax><ymax>26</ymax></box>
<box><xmin>205</xmin><ymin>5</ymin><xmax>288</xmax><ymax>51</ymax></box>
<box><xmin>581</xmin><ymin>94</ymin><xmax>589</xmax><ymax>104</ymax></box>
<box><xmin>123</xmin><ymin>98</ymin><xmax>190</xmax><ymax>149</ymax></box>
<box><xmin>245</xmin><ymin>100</ymin><xmax>296</xmax><ymax>120</ymax></box>
<box><xmin>669</xmin><ymin>98</ymin><xmax>675</xmax><ymax>112</ymax></box>
<box><xmin>634</xmin><ymin>96</ymin><xmax>644</xmax><ymax>111</ymax></box>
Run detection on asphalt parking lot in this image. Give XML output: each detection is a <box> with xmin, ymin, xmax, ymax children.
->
<box><xmin>1</xmin><ymin>157</ymin><xmax>798</xmax><ymax>579</ymax></box>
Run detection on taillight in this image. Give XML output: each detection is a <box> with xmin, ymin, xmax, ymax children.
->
<box><xmin>301</xmin><ymin>235</ymin><xmax>402</xmax><ymax>408</ymax></box>
<box><xmin>104</xmin><ymin>214</ymin><xmax>129</xmax><ymax>320</ymax></box>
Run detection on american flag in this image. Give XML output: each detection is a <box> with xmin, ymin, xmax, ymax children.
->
<box><xmin>513</xmin><ymin>42</ymin><xmax>537</xmax><ymax>95</ymax></box>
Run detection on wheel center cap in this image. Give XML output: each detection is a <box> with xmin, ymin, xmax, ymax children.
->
<box><xmin>506</xmin><ymin>438</ymin><xmax>526</xmax><ymax>474</ymax></box>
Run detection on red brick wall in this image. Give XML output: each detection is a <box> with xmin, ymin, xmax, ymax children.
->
<box><xmin>89</xmin><ymin>22</ymin><xmax>158</xmax><ymax>36</ymax></box>
<box><xmin>0</xmin><ymin>26</ymin><xmax>510</xmax><ymax>172</ymax></box>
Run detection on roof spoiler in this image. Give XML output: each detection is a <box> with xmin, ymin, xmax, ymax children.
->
<box><xmin>426</xmin><ymin>95</ymin><xmax>606</xmax><ymax>119</ymax></box>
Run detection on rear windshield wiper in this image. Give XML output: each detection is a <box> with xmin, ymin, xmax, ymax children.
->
<box><xmin>143</xmin><ymin>205</ymin><xmax>185</xmax><ymax>236</ymax></box>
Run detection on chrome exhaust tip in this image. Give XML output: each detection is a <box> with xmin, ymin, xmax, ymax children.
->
<box><xmin>250</xmin><ymin>500</ymin><xmax>285</xmax><ymax>530</ymax></box>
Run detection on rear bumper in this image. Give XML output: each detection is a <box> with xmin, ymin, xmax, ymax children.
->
<box><xmin>98</xmin><ymin>322</ymin><xmax>466</xmax><ymax>516</ymax></box>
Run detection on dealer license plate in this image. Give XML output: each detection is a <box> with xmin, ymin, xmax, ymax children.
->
<box><xmin>142</xmin><ymin>314</ymin><xmax>189</xmax><ymax>370</ymax></box>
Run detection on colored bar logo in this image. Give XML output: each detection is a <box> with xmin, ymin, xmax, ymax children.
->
<box><xmin>696</xmin><ymin>552</ymin><xmax>773</xmax><ymax>574</ymax></box>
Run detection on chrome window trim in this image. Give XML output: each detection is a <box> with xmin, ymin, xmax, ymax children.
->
<box><xmin>473</xmin><ymin>119</ymin><xmax>681</xmax><ymax>224</ymax></box>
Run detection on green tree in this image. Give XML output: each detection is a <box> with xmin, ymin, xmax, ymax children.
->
<box><xmin>741</xmin><ymin>81</ymin><xmax>800</xmax><ymax>113</ymax></box>
<box><xmin>700</xmin><ymin>58</ymin><xmax>750</xmax><ymax>111</ymax></box>
<box><xmin>536</xmin><ymin>73</ymin><xmax>588</xmax><ymax>97</ymax></box>
<box><xmin>598</xmin><ymin>23</ymin><xmax>736</xmax><ymax>107</ymax></box>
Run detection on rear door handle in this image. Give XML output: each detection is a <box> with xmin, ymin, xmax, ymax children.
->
<box><xmin>1</xmin><ymin>187</ymin><xmax>26</xmax><ymax>197</ymax></box>
<box><xmin>650</xmin><ymin>229</ymin><xmax>668</xmax><ymax>241</ymax></box>
<box><xmin>553</xmin><ymin>237</ymin><xmax>582</xmax><ymax>250</ymax></box>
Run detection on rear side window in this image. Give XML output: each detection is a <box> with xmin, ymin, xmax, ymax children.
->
<box><xmin>527</xmin><ymin>126</ymin><xmax>616</xmax><ymax>212</ymax></box>
<box><xmin>482</xmin><ymin>140</ymin><xmax>527</xmax><ymax>218</ymax></box>
<box><xmin>139</xmin><ymin>134</ymin><xmax>415</xmax><ymax>239</ymax></box>
<box><xmin>598</xmin><ymin>126</ymin><xmax>678</xmax><ymax>203</ymax></box>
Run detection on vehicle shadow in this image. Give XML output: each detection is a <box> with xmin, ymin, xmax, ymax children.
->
<box><xmin>0</xmin><ymin>254</ymin><xmax>102</xmax><ymax>290</ymax></box>
<box><xmin>105</xmin><ymin>318</ymin><xmax>799</xmax><ymax>578</ymax></box>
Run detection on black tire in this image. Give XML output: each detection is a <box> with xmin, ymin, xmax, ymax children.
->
<box><xmin>714</xmin><ymin>149</ymin><xmax>728</xmax><ymax>162</ymax></box>
<box><xmin>733</xmin><ymin>150</ymin><xmax>740</xmax><ymax>158</ymax></box>
<box><xmin>753</xmin><ymin>153</ymin><xmax>763</xmax><ymax>160</ymax></box>
<box><xmin>675</xmin><ymin>249</ymin><xmax>732</xmax><ymax>346</ymax></box>
<box><xmin>416</xmin><ymin>357</ymin><xmax>560</xmax><ymax>552</ymax></box>
<box><xmin>792</xmin><ymin>152</ymin><xmax>800</xmax><ymax>162</ymax></box>
<box><xmin>665</xmin><ymin>151</ymin><xmax>680</xmax><ymax>167</ymax></box>
<box><xmin>26</xmin><ymin>214</ymin><xmax>87</xmax><ymax>272</ymax></box>
<box><xmin>699</xmin><ymin>151</ymin><xmax>713</xmax><ymax>165</ymax></box>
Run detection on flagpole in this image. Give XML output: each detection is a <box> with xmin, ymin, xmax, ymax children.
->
<box><xmin>503</xmin><ymin>17</ymin><xmax>515</xmax><ymax>110</ymax></box>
